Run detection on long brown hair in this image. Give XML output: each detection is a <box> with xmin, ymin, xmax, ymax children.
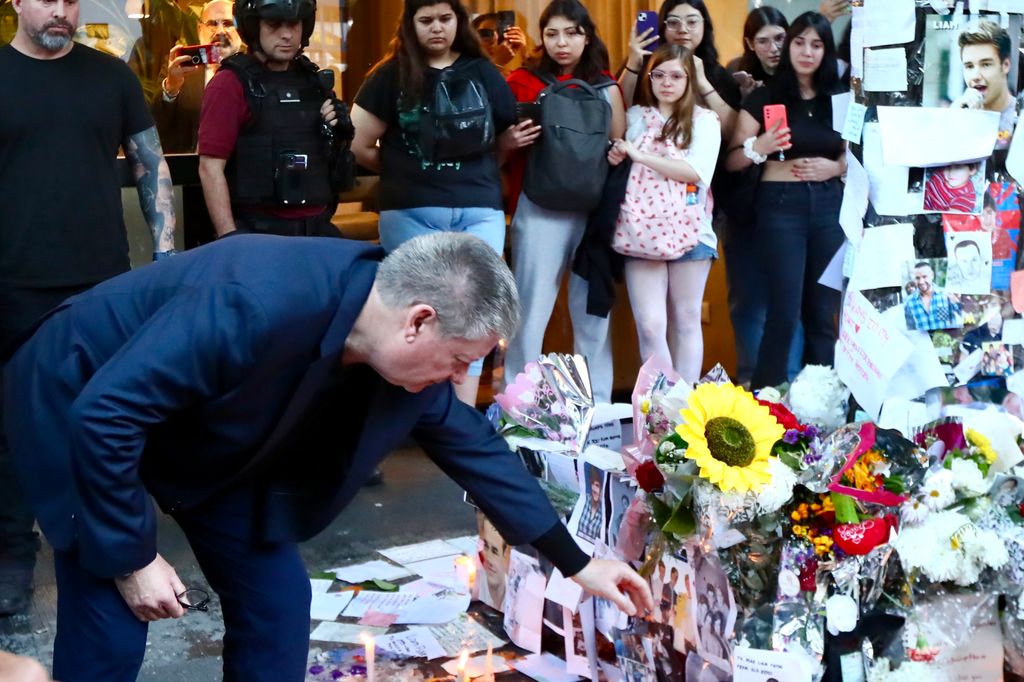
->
<box><xmin>526</xmin><ymin>0</ymin><xmax>610</xmax><ymax>84</ymax></box>
<box><xmin>640</xmin><ymin>44</ymin><xmax>697</xmax><ymax>150</ymax></box>
<box><xmin>367</xmin><ymin>0</ymin><xmax>484</xmax><ymax>108</ymax></box>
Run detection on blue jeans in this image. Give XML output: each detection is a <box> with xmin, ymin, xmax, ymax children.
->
<box><xmin>722</xmin><ymin>216</ymin><xmax>804</xmax><ymax>386</ymax></box>
<box><xmin>379</xmin><ymin>207</ymin><xmax>506</xmax><ymax>377</ymax></box>
<box><xmin>750</xmin><ymin>180</ymin><xmax>843</xmax><ymax>389</ymax></box>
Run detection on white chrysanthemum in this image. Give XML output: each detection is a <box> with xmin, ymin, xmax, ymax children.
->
<box><xmin>826</xmin><ymin>594</ymin><xmax>858</xmax><ymax>636</ymax></box>
<box><xmin>786</xmin><ymin>365</ymin><xmax>850</xmax><ymax>430</ymax></box>
<box><xmin>949</xmin><ymin>458</ymin><xmax>988</xmax><ymax>497</ymax></box>
<box><xmin>756</xmin><ymin>457</ymin><xmax>797</xmax><ymax>514</ymax></box>
<box><xmin>756</xmin><ymin>386</ymin><xmax>783</xmax><ymax>403</ymax></box>
<box><xmin>893</xmin><ymin>510</ymin><xmax>1009</xmax><ymax>586</ymax></box>
<box><xmin>921</xmin><ymin>469</ymin><xmax>955</xmax><ymax>511</ymax></box>
<box><xmin>900</xmin><ymin>498</ymin><xmax>930</xmax><ymax>526</ymax></box>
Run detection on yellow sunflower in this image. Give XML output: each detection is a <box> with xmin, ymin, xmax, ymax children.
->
<box><xmin>675</xmin><ymin>383</ymin><xmax>785</xmax><ymax>493</ymax></box>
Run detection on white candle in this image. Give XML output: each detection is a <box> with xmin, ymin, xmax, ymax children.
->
<box><xmin>457</xmin><ymin>649</ymin><xmax>469</xmax><ymax>682</ymax></box>
<box><xmin>484</xmin><ymin>643</ymin><xmax>494</xmax><ymax>681</ymax></box>
<box><xmin>360</xmin><ymin>633</ymin><xmax>375</xmax><ymax>682</ymax></box>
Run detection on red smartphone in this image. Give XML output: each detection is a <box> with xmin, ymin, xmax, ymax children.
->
<box><xmin>763</xmin><ymin>104</ymin><xmax>788</xmax><ymax>132</ymax></box>
<box><xmin>636</xmin><ymin>10</ymin><xmax>660</xmax><ymax>50</ymax></box>
<box><xmin>178</xmin><ymin>43</ymin><xmax>220</xmax><ymax>66</ymax></box>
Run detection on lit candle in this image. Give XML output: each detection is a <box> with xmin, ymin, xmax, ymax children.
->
<box><xmin>454</xmin><ymin>554</ymin><xmax>476</xmax><ymax>596</ymax></box>
<box><xmin>456</xmin><ymin>649</ymin><xmax>469</xmax><ymax>682</ymax></box>
<box><xmin>484</xmin><ymin>643</ymin><xmax>494</xmax><ymax>681</ymax></box>
<box><xmin>360</xmin><ymin>633</ymin><xmax>375</xmax><ymax>682</ymax></box>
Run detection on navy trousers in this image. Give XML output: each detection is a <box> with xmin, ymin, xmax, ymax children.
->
<box><xmin>52</xmin><ymin>489</ymin><xmax>312</xmax><ymax>682</ymax></box>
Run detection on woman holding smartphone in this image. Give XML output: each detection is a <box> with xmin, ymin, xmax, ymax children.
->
<box><xmin>351</xmin><ymin>0</ymin><xmax>518</xmax><ymax>406</ymax></box>
<box><xmin>620</xmin><ymin>0</ymin><xmax>739</xmax><ymax>137</ymax></box>
<box><xmin>724</xmin><ymin>11</ymin><xmax>846</xmax><ymax>389</ymax></box>
<box><xmin>501</xmin><ymin>0</ymin><xmax>625</xmax><ymax>402</ymax></box>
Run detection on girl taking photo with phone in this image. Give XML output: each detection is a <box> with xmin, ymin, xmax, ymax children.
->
<box><xmin>609</xmin><ymin>44</ymin><xmax>721</xmax><ymax>382</ymax></box>
<box><xmin>725</xmin><ymin>11</ymin><xmax>846</xmax><ymax>390</ymax></box>
<box><xmin>351</xmin><ymin>0</ymin><xmax>519</xmax><ymax>406</ymax></box>
<box><xmin>501</xmin><ymin>0</ymin><xmax>625</xmax><ymax>402</ymax></box>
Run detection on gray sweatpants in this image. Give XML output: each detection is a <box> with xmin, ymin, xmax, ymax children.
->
<box><xmin>504</xmin><ymin>192</ymin><xmax>613</xmax><ymax>403</ymax></box>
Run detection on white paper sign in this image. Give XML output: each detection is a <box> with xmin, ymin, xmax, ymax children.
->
<box><xmin>863</xmin><ymin>123</ymin><xmax>924</xmax><ymax>217</ymax></box>
<box><xmin>878</xmin><ymin>106</ymin><xmax>1000</xmax><ymax>167</ymax></box>
<box><xmin>309</xmin><ymin>621</ymin><xmax>386</xmax><ymax>644</ymax></box>
<box><xmin>376</xmin><ymin>627</ymin><xmax>448</xmax><ymax>660</ymax></box>
<box><xmin>309</xmin><ymin>591</ymin><xmax>355</xmax><ymax>621</ymax></box>
<box><xmin>849</xmin><ymin>224</ymin><xmax>916</xmax><ymax>291</ymax></box>
<box><xmin>850</xmin><ymin>7</ymin><xmax>864</xmax><ymax>79</ymax></box>
<box><xmin>331</xmin><ymin>559</ymin><xmax>412</xmax><ymax>584</ymax></box>
<box><xmin>832</xmin><ymin>92</ymin><xmax>850</xmax><ymax>134</ymax></box>
<box><xmin>836</xmin><ymin>291</ymin><xmax>915</xmax><ymax>418</ymax></box>
<box><xmin>842</xmin><ymin>102</ymin><xmax>868</xmax><ymax>143</ymax></box>
<box><xmin>863</xmin><ymin>0</ymin><xmax>916</xmax><ymax>47</ymax></box>
<box><xmin>864</xmin><ymin>48</ymin><xmax>908</xmax><ymax>91</ymax></box>
<box><xmin>512</xmin><ymin>653</ymin><xmax>582</xmax><ymax>682</ymax></box>
<box><xmin>840</xmin><ymin>149</ymin><xmax>868</xmax><ymax>243</ymax></box>
<box><xmin>733</xmin><ymin>647</ymin><xmax>815</xmax><ymax>682</ymax></box>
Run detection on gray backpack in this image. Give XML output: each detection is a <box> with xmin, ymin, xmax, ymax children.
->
<box><xmin>522</xmin><ymin>73</ymin><xmax>614</xmax><ymax>212</ymax></box>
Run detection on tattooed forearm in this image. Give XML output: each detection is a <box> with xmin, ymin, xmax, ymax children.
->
<box><xmin>124</xmin><ymin>127</ymin><xmax>177</xmax><ymax>254</ymax></box>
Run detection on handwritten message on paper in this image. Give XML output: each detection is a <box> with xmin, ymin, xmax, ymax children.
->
<box><xmin>835</xmin><ymin>291</ymin><xmax>914</xmax><ymax>418</ymax></box>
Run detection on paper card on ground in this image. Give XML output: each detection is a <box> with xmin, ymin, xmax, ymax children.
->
<box><xmin>443</xmin><ymin>535</ymin><xmax>479</xmax><ymax>556</ymax></box>
<box><xmin>440</xmin><ymin>653</ymin><xmax>513</xmax><ymax>677</ymax></box>
<box><xmin>428</xmin><ymin>614</ymin><xmax>506</xmax><ymax>657</ymax></box>
<box><xmin>310</xmin><ymin>578</ymin><xmax>333</xmax><ymax>594</ymax></box>
<box><xmin>404</xmin><ymin>555</ymin><xmax>461</xmax><ymax>580</ymax></box>
<box><xmin>343</xmin><ymin>590</ymin><xmax>419</xmax><ymax>619</ymax></box>
<box><xmin>877</xmin><ymin>398</ymin><xmax>929</xmax><ymax>437</ymax></box>
<box><xmin>399</xmin><ymin>578</ymin><xmax>445</xmax><ymax>597</ymax></box>
<box><xmin>331</xmin><ymin>559</ymin><xmax>412</xmax><ymax>584</ymax></box>
<box><xmin>840</xmin><ymin>149</ymin><xmax>868</xmax><ymax>244</ymax></box>
<box><xmin>377</xmin><ymin>539</ymin><xmax>463</xmax><ymax>566</ymax></box>
<box><xmin>395</xmin><ymin>591</ymin><xmax>471</xmax><ymax>625</ymax></box>
<box><xmin>863</xmin><ymin>123</ymin><xmax>923</xmax><ymax>217</ymax></box>
<box><xmin>819</xmin><ymin>243</ymin><xmax>848</xmax><ymax>292</ymax></box>
<box><xmin>878</xmin><ymin>106</ymin><xmax>1000</xmax><ymax>167</ymax></box>
<box><xmin>849</xmin><ymin>224</ymin><xmax>915</xmax><ymax>291</ymax></box>
<box><xmin>835</xmin><ymin>291</ymin><xmax>915</xmax><ymax>418</ymax></box>
<box><xmin>502</xmin><ymin>550</ymin><xmax>546</xmax><ymax>653</ymax></box>
<box><xmin>511</xmin><ymin>652</ymin><xmax>582</xmax><ymax>682</ymax></box>
<box><xmin>376</xmin><ymin>627</ymin><xmax>447</xmax><ymax>660</ymax></box>
<box><xmin>862</xmin><ymin>0</ymin><xmax>916</xmax><ymax>47</ymax></box>
<box><xmin>733</xmin><ymin>646</ymin><xmax>815</xmax><ymax>682</ymax></box>
<box><xmin>309</xmin><ymin>591</ymin><xmax>355</xmax><ymax>621</ymax></box>
<box><xmin>864</xmin><ymin>48</ymin><xmax>908</xmax><ymax>91</ymax></box>
<box><xmin>309</xmin><ymin>621</ymin><xmax>386</xmax><ymax>644</ymax></box>
<box><xmin>358</xmin><ymin>610</ymin><xmax>398</xmax><ymax>627</ymax></box>
<box><xmin>580</xmin><ymin>444</ymin><xmax>625</xmax><ymax>472</ymax></box>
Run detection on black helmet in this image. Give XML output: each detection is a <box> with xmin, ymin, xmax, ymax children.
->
<box><xmin>234</xmin><ymin>0</ymin><xmax>317</xmax><ymax>51</ymax></box>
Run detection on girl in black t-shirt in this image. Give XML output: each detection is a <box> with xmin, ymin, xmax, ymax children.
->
<box><xmin>619</xmin><ymin>0</ymin><xmax>740</xmax><ymax>138</ymax></box>
<box><xmin>726</xmin><ymin>7</ymin><xmax>789</xmax><ymax>100</ymax></box>
<box><xmin>351</xmin><ymin>0</ymin><xmax>519</xmax><ymax>406</ymax></box>
<box><xmin>724</xmin><ymin>11</ymin><xmax>847</xmax><ymax>390</ymax></box>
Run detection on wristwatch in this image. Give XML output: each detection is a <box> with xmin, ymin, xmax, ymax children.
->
<box><xmin>742</xmin><ymin>136</ymin><xmax>768</xmax><ymax>164</ymax></box>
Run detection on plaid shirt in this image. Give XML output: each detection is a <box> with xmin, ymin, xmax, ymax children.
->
<box><xmin>577</xmin><ymin>500</ymin><xmax>603</xmax><ymax>541</ymax></box>
<box><xmin>904</xmin><ymin>288</ymin><xmax>962</xmax><ymax>331</ymax></box>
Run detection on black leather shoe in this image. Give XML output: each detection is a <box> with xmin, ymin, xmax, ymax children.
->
<box><xmin>0</xmin><ymin>562</ymin><xmax>33</xmax><ymax>616</ymax></box>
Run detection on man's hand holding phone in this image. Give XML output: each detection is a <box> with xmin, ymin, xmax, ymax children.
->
<box><xmin>163</xmin><ymin>44</ymin><xmax>219</xmax><ymax>99</ymax></box>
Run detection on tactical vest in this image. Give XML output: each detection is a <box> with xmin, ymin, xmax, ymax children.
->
<box><xmin>220</xmin><ymin>54</ymin><xmax>333</xmax><ymax>208</ymax></box>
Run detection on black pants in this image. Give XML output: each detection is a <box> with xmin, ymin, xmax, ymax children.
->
<box><xmin>750</xmin><ymin>180</ymin><xmax>844</xmax><ymax>389</ymax></box>
<box><xmin>233</xmin><ymin>209</ymin><xmax>340</xmax><ymax>238</ymax></box>
<box><xmin>0</xmin><ymin>284</ymin><xmax>94</xmax><ymax>564</ymax></box>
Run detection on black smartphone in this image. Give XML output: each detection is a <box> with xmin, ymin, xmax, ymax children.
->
<box><xmin>496</xmin><ymin>10</ymin><xmax>515</xmax><ymax>43</ymax></box>
<box><xmin>178</xmin><ymin>43</ymin><xmax>220</xmax><ymax>65</ymax></box>
<box><xmin>515</xmin><ymin>101</ymin><xmax>542</xmax><ymax>124</ymax></box>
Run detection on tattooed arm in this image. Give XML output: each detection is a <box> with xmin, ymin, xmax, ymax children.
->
<box><xmin>124</xmin><ymin>127</ymin><xmax>177</xmax><ymax>257</ymax></box>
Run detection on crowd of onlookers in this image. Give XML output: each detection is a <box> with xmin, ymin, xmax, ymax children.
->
<box><xmin>342</xmin><ymin>0</ymin><xmax>854</xmax><ymax>405</ymax></box>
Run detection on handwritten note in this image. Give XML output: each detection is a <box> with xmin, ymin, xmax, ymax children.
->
<box><xmin>309</xmin><ymin>591</ymin><xmax>355</xmax><ymax>621</ymax></box>
<box><xmin>863</xmin><ymin>0</ymin><xmax>916</xmax><ymax>47</ymax></box>
<box><xmin>842</xmin><ymin>102</ymin><xmax>868</xmax><ymax>144</ymax></box>
<box><xmin>342</xmin><ymin>591</ymin><xmax>418</xmax><ymax>619</ymax></box>
<box><xmin>864</xmin><ymin>48</ymin><xmax>908</xmax><ymax>91</ymax></box>
<box><xmin>733</xmin><ymin>647</ymin><xmax>814</xmax><ymax>682</ymax></box>
<box><xmin>375</xmin><ymin>627</ymin><xmax>447</xmax><ymax>660</ymax></box>
<box><xmin>309</xmin><ymin>621</ymin><xmax>386</xmax><ymax>644</ymax></box>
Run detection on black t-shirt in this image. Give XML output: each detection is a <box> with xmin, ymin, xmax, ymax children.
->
<box><xmin>742</xmin><ymin>85</ymin><xmax>843</xmax><ymax>160</ymax></box>
<box><xmin>0</xmin><ymin>43</ymin><xmax>153</xmax><ymax>287</ymax></box>
<box><xmin>354</xmin><ymin>55</ymin><xmax>517</xmax><ymax>211</ymax></box>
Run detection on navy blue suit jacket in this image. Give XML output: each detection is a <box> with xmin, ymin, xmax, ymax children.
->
<box><xmin>4</xmin><ymin>235</ymin><xmax>566</xmax><ymax>578</ymax></box>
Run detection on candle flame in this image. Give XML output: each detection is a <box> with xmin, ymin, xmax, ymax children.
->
<box><xmin>360</xmin><ymin>633</ymin><xmax>374</xmax><ymax>648</ymax></box>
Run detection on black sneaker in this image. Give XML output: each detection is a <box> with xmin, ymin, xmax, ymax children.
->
<box><xmin>0</xmin><ymin>561</ymin><xmax>33</xmax><ymax>616</ymax></box>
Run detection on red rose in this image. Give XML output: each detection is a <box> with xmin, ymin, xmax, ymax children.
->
<box><xmin>636</xmin><ymin>460</ymin><xmax>665</xmax><ymax>492</ymax></box>
<box><xmin>798</xmin><ymin>557</ymin><xmax>818</xmax><ymax>592</ymax></box>
<box><xmin>833</xmin><ymin>518</ymin><xmax>889</xmax><ymax>556</ymax></box>
<box><xmin>757</xmin><ymin>399</ymin><xmax>802</xmax><ymax>432</ymax></box>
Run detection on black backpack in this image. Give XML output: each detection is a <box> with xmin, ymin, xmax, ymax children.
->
<box><xmin>420</xmin><ymin>59</ymin><xmax>495</xmax><ymax>163</ymax></box>
<box><xmin>522</xmin><ymin>72</ymin><xmax>614</xmax><ymax>212</ymax></box>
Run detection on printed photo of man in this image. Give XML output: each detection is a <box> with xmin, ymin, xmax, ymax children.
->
<box><xmin>903</xmin><ymin>260</ymin><xmax>965</xmax><ymax>331</ymax></box>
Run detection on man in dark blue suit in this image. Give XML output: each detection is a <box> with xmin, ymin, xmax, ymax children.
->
<box><xmin>3</xmin><ymin>232</ymin><xmax>651</xmax><ymax>682</ymax></box>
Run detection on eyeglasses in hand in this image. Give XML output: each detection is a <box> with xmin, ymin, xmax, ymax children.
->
<box><xmin>176</xmin><ymin>588</ymin><xmax>211</xmax><ymax>612</ymax></box>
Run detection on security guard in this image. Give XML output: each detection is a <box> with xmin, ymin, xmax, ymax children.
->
<box><xmin>197</xmin><ymin>0</ymin><xmax>353</xmax><ymax>237</ymax></box>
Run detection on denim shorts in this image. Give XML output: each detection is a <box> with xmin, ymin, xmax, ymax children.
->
<box><xmin>378</xmin><ymin>206</ymin><xmax>507</xmax><ymax>377</ymax></box>
<box><xmin>674</xmin><ymin>242</ymin><xmax>719</xmax><ymax>262</ymax></box>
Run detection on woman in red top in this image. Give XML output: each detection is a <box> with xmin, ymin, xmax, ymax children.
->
<box><xmin>500</xmin><ymin>0</ymin><xmax>625</xmax><ymax>403</ymax></box>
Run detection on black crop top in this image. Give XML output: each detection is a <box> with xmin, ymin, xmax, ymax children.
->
<box><xmin>741</xmin><ymin>85</ymin><xmax>844</xmax><ymax>160</ymax></box>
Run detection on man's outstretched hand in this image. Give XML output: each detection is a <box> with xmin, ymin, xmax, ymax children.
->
<box><xmin>570</xmin><ymin>559</ymin><xmax>654</xmax><ymax>616</ymax></box>
<box><xmin>114</xmin><ymin>553</ymin><xmax>187</xmax><ymax>622</ymax></box>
